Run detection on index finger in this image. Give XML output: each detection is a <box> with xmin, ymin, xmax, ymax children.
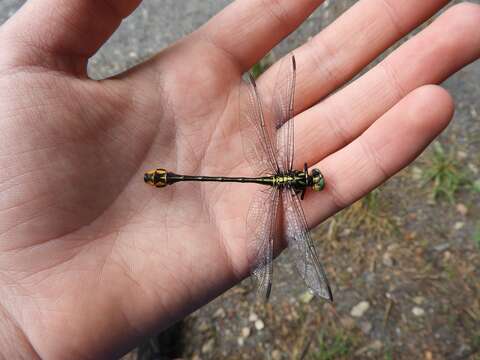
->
<box><xmin>0</xmin><ymin>0</ymin><xmax>142</xmax><ymax>73</ymax></box>
<box><xmin>196</xmin><ymin>0</ymin><xmax>324</xmax><ymax>72</ymax></box>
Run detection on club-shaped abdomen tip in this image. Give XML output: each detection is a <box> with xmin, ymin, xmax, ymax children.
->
<box><xmin>144</xmin><ymin>169</ymin><xmax>168</xmax><ymax>187</ymax></box>
<box><xmin>144</xmin><ymin>170</ymin><xmax>157</xmax><ymax>187</ymax></box>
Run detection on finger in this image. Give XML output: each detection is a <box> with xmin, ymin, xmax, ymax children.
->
<box><xmin>304</xmin><ymin>85</ymin><xmax>454</xmax><ymax>226</ymax></box>
<box><xmin>259</xmin><ymin>0</ymin><xmax>449</xmax><ymax>112</ymax></box>
<box><xmin>295</xmin><ymin>3</ymin><xmax>480</xmax><ymax>168</ymax></box>
<box><xmin>196</xmin><ymin>0</ymin><xmax>323</xmax><ymax>71</ymax></box>
<box><xmin>0</xmin><ymin>0</ymin><xmax>142</xmax><ymax>73</ymax></box>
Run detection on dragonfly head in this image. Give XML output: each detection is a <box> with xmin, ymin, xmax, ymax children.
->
<box><xmin>144</xmin><ymin>169</ymin><xmax>168</xmax><ymax>187</ymax></box>
<box><xmin>311</xmin><ymin>168</ymin><xmax>325</xmax><ymax>192</ymax></box>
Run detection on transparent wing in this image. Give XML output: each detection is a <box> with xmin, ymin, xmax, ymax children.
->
<box><xmin>246</xmin><ymin>187</ymin><xmax>280</xmax><ymax>300</ymax></box>
<box><xmin>282</xmin><ymin>188</ymin><xmax>333</xmax><ymax>301</ymax></box>
<box><xmin>239</xmin><ymin>74</ymin><xmax>279</xmax><ymax>176</ymax></box>
<box><xmin>272</xmin><ymin>55</ymin><xmax>296</xmax><ymax>173</ymax></box>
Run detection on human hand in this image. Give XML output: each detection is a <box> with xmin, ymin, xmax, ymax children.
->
<box><xmin>0</xmin><ymin>0</ymin><xmax>478</xmax><ymax>358</ymax></box>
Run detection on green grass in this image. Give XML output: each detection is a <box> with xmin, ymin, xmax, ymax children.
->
<box><xmin>384</xmin><ymin>346</ymin><xmax>394</xmax><ymax>360</ymax></box>
<box><xmin>473</xmin><ymin>179</ymin><xmax>480</xmax><ymax>194</ymax></box>
<box><xmin>339</xmin><ymin>189</ymin><xmax>397</xmax><ymax>237</ymax></box>
<box><xmin>422</xmin><ymin>142</ymin><xmax>470</xmax><ymax>203</ymax></box>
<box><xmin>474</xmin><ymin>224</ymin><xmax>480</xmax><ymax>249</ymax></box>
<box><xmin>443</xmin><ymin>263</ymin><xmax>457</xmax><ymax>280</ymax></box>
<box><xmin>312</xmin><ymin>331</ymin><xmax>355</xmax><ymax>360</ymax></box>
<box><xmin>250</xmin><ymin>54</ymin><xmax>273</xmax><ymax>79</ymax></box>
<box><xmin>362</xmin><ymin>189</ymin><xmax>381</xmax><ymax>212</ymax></box>
<box><xmin>471</xmin><ymin>331</ymin><xmax>480</xmax><ymax>359</ymax></box>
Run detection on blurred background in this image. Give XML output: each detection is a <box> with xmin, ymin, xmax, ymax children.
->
<box><xmin>1</xmin><ymin>1</ymin><xmax>479</xmax><ymax>359</ymax></box>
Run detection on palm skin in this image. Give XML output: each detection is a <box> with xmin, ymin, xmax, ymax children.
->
<box><xmin>0</xmin><ymin>39</ymin><xmax>254</xmax><ymax>357</ymax></box>
<box><xmin>0</xmin><ymin>0</ymin><xmax>479</xmax><ymax>358</ymax></box>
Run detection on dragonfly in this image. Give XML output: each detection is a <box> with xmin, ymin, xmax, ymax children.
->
<box><xmin>144</xmin><ymin>55</ymin><xmax>333</xmax><ymax>302</ymax></box>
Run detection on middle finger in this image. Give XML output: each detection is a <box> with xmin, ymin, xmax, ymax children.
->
<box><xmin>295</xmin><ymin>3</ymin><xmax>480</xmax><ymax>168</ymax></box>
<box><xmin>259</xmin><ymin>0</ymin><xmax>449</xmax><ymax>112</ymax></box>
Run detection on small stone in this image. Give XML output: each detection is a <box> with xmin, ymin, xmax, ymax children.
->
<box><xmin>471</xmin><ymin>106</ymin><xmax>478</xmax><ymax>119</ymax></box>
<box><xmin>340</xmin><ymin>316</ymin><xmax>356</xmax><ymax>330</ymax></box>
<box><xmin>434</xmin><ymin>243</ymin><xmax>450</xmax><ymax>252</ymax></box>
<box><xmin>425</xmin><ymin>350</ymin><xmax>433</xmax><ymax>360</ymax></box>
<box><xmin>241</xmin><ymin>327</ymin><xmax>251</xmax><ymax>338</ymax></box>
<box><xmin>354</xmin><ymin>340</ymin><xmax>383</xmax><ymax>356</ymax></box>
<box><xmin>454</xmin><ymin>222</ymin><xmax>465</xmax><ymax>230</ymax></box>
<box><xmin>469</xmin><ymin>163</ymin><xmax>479</xmax><ymax>174</ymax></box>
<box><xmin>233</xmin><ymin>286</ymin><xmax>247</xmax><ymax>295</ymax></box>
<box><xmin>387</xmin><ymin>244</ymin><xmax>399</xmax><ymax>252</ymax></box>
<box><xmin>248</xmin><ymin>313</ymin><xmax>258</xmax><ymax>322</ymax></box>
<box><xmin>405</xmin><ymin>231</ymin><xmax>417</xmax><ymax>241</ymax></box>
<box><xmin>457</xmin><ymin>151</ymin><xmax>468</xmax><ymax>160</ymax></box>
<box><xmin>382</xmin><ymin>252</ymin><xmax>394</xmax><ymax>267</ymax></box>
<box><xmin>453</xmin><ymin>344</ymin><xmax>472</xmax><ymax>358</ymax></box>
<box><xmin>456</xmin><ymin>204</ymin><xmax>468</xmax><ymax>216</ymax></box>
<box><xmin>370</xmin><ymin>340</ymin><xmax>383</xmax><ymax>351</ymax></box>
<box><xmin>360</xmin><ymin>321</ymin><xmax>372</xmax><ymax>334</ymax></box>
<box><xmin>213</xmin><ymin>308</ymin><xmax>226</xmax><ymax>318</ymax></box>
<box><xmin>350</xmin><ymin>301</ymin><xmax>370</xmax><ymax>318</ymax></box>
<box><xmin>201</xmin><ymin>338</ymin><xmax>215</xmax><ymax>354</ymax></box>
<box><xmin>443</xmin><ymin>251</ymin><xmax>452</xmax><ymax>261</ymax></box>
<box><xmin>299</xmin><ymin>291</ymin><xmax>315</xmax><ymax>304</ymax></box>
<box><xmin>272</xmin><ymin>350</ymin><xmax>282</xmax><ymax>360</ymax></box>
<box><xmin>237</xmin><ymin>337</ymin><xmax>244</xmax><ymax>346</ymax></box>
<box><xmin>412</xmin><ymin>166</ymin><xmax>423</xmax><ymax>180</ymax></box>
<box><xmin>255</xmin><ymin>319</ymin><xmax>265</xmax><ymax>331</ymax></box>
<box><xmin>198</xmin><ymin>321</ymin><xmax>209</xmax><ymax>332</ymax></box>
<box><xmin>412</xmin><ymin>307</ymin><xmax>425</xmax><ymax>316</ymax></box>
<box><xmin>342</xmin><ymin>228</ymin><xmax>352</xmax><ymax>236</ymax></box>
<box><xmin>413</xmin><ymin>296</ymin><xmax>426</xmax><ymax>305</ymax></box>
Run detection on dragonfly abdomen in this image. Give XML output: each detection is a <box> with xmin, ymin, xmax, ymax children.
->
<box><xmin>144</xmin><ymin>168</ymin><xmax>324</xmax><ymax>192</ymax></box>
<box><xmin>144</xmin><ymin>168</ymin><xmax>276</xmax><ymax>187</ymax></box>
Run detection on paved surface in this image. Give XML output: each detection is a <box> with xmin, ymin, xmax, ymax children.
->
<box><xmin>1</xmin><ymin>1</ymin><xmax>479</xmax><ymax>359</ymax></box>
<box><xmin>0</xmin><ymin>0</ymin><xmax>356</xmax><ymax>78</ymax></box>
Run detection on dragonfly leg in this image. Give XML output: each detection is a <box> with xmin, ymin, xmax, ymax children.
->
<box><xmin>300</xmin><ymin>188</ymin><xmax>306</xmax><ymax>200</ymax></box>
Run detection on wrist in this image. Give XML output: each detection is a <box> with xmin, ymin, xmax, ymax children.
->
<box><xmin>0</xmin><ymin>303</ymin><xmax>39</xmax><ymax>359</ymax></box>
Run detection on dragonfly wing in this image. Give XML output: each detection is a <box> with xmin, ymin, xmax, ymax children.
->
<box><xmin>239</xmin><ymin>73</ymin><xmax>279</xmax><ymax>176</ymax></box>
<box><xmin>246</xmin><ymin>187</ymin><xmax>280</xmax><ymax>300</ymax></box>
<box><xmin>282</xmin><ymin>188</ymin><xmax>333</xmax><ymax>301</ymax></box>
<box><xmin>272</xmin><ymin>55</ymin><xmax>296</xmax><ymax>173</ymax></box>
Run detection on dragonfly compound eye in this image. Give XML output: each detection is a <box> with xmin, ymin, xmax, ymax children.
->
<box><xmin>311</xmin><ymin>169</ymin><xmax>325</xmax><ymax>192</ymax></box>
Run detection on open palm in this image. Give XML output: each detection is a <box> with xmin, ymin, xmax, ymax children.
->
<box><xmin>0</xmin><ymin>0</ymin><xmax>479</xmax><ymax>358</ymax></box>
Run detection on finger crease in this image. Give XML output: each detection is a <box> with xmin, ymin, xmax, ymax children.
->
<box><xmin>380</xmin><ymin>60</ymin><xmax>408</xmax><ymax>103</ymax></box>
<box><xmin>326</xmin><ymin>182</ymin><xmax>350</xmax><ymax>210</ymax></box>
<box><xmin>359</xmin><ymin>136</ymin><xmax>389</xmax><ymax>182</ymax></box>
<box><xmin>309</xmin><ymin>35</ymin><xmax>342</xmax><ymax>87</ymax></box>
<box><xmin>324</xmin><ymin>102</ymin><xmax>352</xmax><ymax>148</ymax></box>
<box><xmin>261</xmin><ymin>0</ymin><xmax>294</xmax><ymax>32</ymax></box>
<box><xmin>195</xmin><ymin>31</ymin><xmax>244</xmax><ymax>73</ymax></box>
<box><xmin>103</xmin><ymin>0</ymin><xmax>131</xmax><ymax>19</ymax></box>
<box><xmin>378</xmin><ymin>0</ymin><xmax>407</xmax><ymax>37</ymax></box>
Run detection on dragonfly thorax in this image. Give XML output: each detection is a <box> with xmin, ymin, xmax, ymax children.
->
<box><xmin>272</xmin><ymin>168</ymin><xmax>325</xmax><ymax>193</ymax></box>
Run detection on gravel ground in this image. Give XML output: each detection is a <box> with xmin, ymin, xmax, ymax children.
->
<box><xmin>1</xmin><ymin>1</ymin><xmax>479</xmax><ymax>359</ymax></box>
